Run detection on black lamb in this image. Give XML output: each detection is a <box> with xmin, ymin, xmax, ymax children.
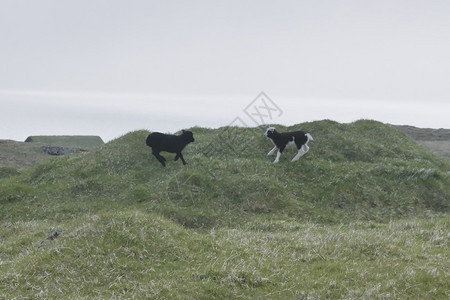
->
<box><xmin>146</xmin><ymin>130</ymin><xmax>195</xmax><ymax>167</ymax></box>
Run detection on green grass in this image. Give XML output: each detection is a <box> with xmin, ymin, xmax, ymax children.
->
<box><xmin>1</xmin><ymin>119</ymin><xmax>449</xmax><ymax>299</ymax></box>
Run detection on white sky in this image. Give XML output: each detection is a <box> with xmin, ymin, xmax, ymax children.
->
<box><xmin>1</xmin><ymin>0</ymin><xmax>449</xmax><ymax>142</ymax></box>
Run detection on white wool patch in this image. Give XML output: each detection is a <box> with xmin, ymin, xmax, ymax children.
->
<box><xmin>286</xmin><ymin>139</ymin><xmax>297</xmax><ymax>149</ymax></box>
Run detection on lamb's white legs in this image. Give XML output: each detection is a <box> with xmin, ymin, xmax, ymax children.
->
<box><xmin>291</xmin><ymin>144</ymin><xmax>310</xmax><ymax>162</ymax></box>
<box><xmin>273</xmin><ymin>150</ymin><xmax>282</xmax><ymax>163</ymax></box>
<box><xmin>303</xmin><ymin>144</ymin><xmax>310</xmax><ymax>153</ymax></box>
<box><xmin>291</xmin><ymin>148</ymin><xmax>305</xmax><ymax>162</ymax></box>
<box><xmin>268</xmin><ymin>146</ymin><xmax>282</xmax><ymax>163</ymax></box>
<box><xmin>269</xmin><ymin>143</ymin><xmax>310</xmax><ymax>163</ymax></box>
<box><xmin>267</xmin><ymin>146</ymin><xmax>277</xmax><ymax>156</ymax></box>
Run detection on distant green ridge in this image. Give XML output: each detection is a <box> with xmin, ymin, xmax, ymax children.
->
<box><xmin>24</xmin><ymin>135</ymin><xmax>104</xmax><ymax>149</ymax></box>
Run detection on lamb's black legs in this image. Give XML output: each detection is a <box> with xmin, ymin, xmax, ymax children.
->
<box><xmin>175</xmin><ymin>152</ymin><xmax>187</xmax><ymax>165</ymax></box>
<box><xmin>153</xmin><ymin>151</ymin><xmax>188</xmax><ymax>167</ymax></box>
<box><xmin>152</xmin><ymin>150</ymin><xmax>167</xmax><ymax>167</ymax></box>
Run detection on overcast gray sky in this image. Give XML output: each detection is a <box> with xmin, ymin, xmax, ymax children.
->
<box><xmin>1</xmin><ymin>0</ymin><xmax>449</xmax><ymax>142</ymax></box>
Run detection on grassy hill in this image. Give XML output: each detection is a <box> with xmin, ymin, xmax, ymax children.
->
<box><xmin>1</xmin><ymin>120</ymin><xmax>449</xmax><ymax>299</ymax></box>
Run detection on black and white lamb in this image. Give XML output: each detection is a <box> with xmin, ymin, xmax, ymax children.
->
<box><xmin>264</xmin><ymin>127</ymin><xmax>313</xmax><ymax>163</ymax></box>
<box><xmin>146</xmin><ymin>130</ymin><xmax>195</xmax><ymax>167</ymax></box>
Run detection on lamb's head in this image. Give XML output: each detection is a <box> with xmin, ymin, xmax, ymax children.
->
<box><xmin>181</xmin><ymin>130</ymin><xmax>195</xmax><ymax>143</ymax></box>
<box><xmin>264</xmin><ymin>127</ymin><xmax>276</xmax><ymax>138</ymax></box>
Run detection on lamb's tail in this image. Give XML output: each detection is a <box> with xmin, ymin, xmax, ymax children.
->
<box><xmin>306</xmin><ymin>133</ymin><xmax>314</xmax><ymax>142</ymax></box>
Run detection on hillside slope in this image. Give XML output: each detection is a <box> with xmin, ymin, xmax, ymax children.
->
<box><xmin>1</xmin><ymin>136</ymin><xmax>104</xmax><ymax>170</ymax></box>
<box><xmin>1</xmin><ymin>119</ymin><xmax>449</xmax><ymax>299</ymax></box>
<box><xmin>394</xmin><ymin>125</ymin><xmax>450</xmax><ymax>158</ymax></box>
<box><xmin>0</xmin><ymin>140</ymin><xmax>52</xmax><ymax>170</ymax></box>
<box><xmin>25</xmin><ymin>135</ymin><xmax>104</xmax><ymax>149</ymax></box>
<box><xmin>2</xmin><ymin>119</ymin><xmax>449</xmax><ymax>225</ymax></box>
